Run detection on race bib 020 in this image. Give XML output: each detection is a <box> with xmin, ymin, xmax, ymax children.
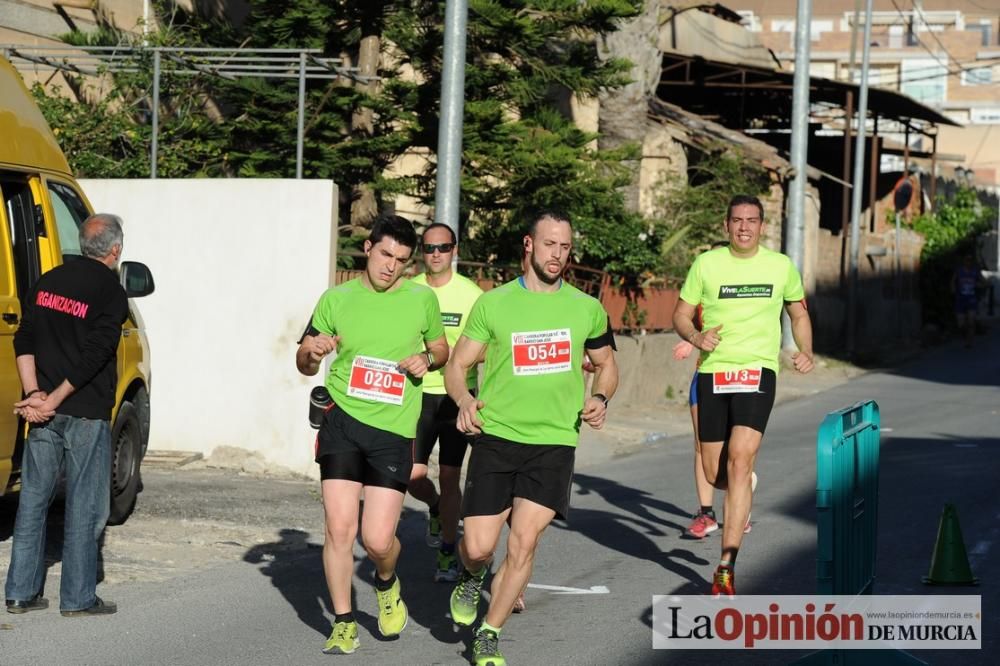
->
<box><xmin>347</xmin><ymin>355</ymin><xmax>406</xmax><ymax>405</ymax></box>
<box><xmin>511</xmin><ymin>329</ymin><xmax>572</xmax><ymax>376</ymax></box>
<box><xmin>712</xmin><ymin>368</ymin><xmax>762</xmax><ymax>394</ymax></box>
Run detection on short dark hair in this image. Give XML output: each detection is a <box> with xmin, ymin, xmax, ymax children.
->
<box><xmin>726</xmin><ymin>195</ymin><xmax>764</xmax><ymax>221</ymax></box>
<box><xmin>369</xmin><ymin>214</ymin><xmax>418</xmax><ymax>249</ymax></box>
<box><xmin>421</xmin><ymin>222</ymin><xmax>457</xmax><ymax>245</ymax></box>
<box><xmin>526</xmin><ymin>209</ymin><xmax>572</xmax><ymax>238</ymax></box>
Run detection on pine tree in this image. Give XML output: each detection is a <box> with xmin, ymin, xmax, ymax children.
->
<box><xmin>386</xmin><ymin>1</ymin><xmax>659</xmax><ymax>274</ymax></box>
<box><xmin>33</xmin><ymin>1</ymin><xmax>668</xmax><ymax>277</ymax></box>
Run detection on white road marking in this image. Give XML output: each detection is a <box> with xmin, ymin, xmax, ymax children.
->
<box><xmin>880</xmin><ymin>427</ymin><xmax>893</xmax><ymax>433</ymax></box>
<box><xmin>527</xmin><ymin>583</ymin><xmax>610</xmax><ymax>595</ymax></box>
<box><xmin>969</xmin><ymin>540</ymin><xmax>991</xmax><ymax>556</ymax></box>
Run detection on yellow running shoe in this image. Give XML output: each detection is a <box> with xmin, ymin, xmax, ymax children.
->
<box><xmin>322</xmin><ymin>620</ymin><xmax>359</xmax><ymax>654</ymax></box>
<box><xmin>375</xmin><ymin>577</ymin><xmax>408</xmax><ymax>637</ymax></box>
<box><xmin>472</xmin><ymin>627</ymin><xmax>506</xmax><ymax>666</ymax></box>
<box><xmin>450</xmin><ymin>566</ymin><xmax>487</xmax><ymax>626</ymax></box>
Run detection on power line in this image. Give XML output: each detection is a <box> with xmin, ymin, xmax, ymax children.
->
<box><xmin>844</xmin><ymin>51</ymin><xmax>1000</xmax><ymax>88</ymax></box>
<box><xmin>963</xmin><ymin>1</ymin><xmax>997</xmax><ymax>15</ymax></box>
<box><xmin>970</xmin><ymin>124</ymin><xmax>992</xmax><ymax>165</ymax></box>
<box><xmin>907</xmin><ymin>0</ymin><xmax>963</xmax><ymax>70</ymax></box>
<box><xmin>885</xmin><ymin>0</ymin><xmax>958</xmax><ymax>72</ymax></box>
<box><xmin>883</xmin><ymin>57</ymin><xmax>1000</xmax><ymax>86</ymax></box>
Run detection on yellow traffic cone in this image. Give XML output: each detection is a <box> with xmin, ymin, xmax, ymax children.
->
<box><xmin>922</xmin><ymin>503</ymin><xmax>979</xmax><ymax>586</ymax></box>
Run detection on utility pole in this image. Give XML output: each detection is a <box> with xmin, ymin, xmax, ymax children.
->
<box><xmin>296</xmin><ymin>51</ymin><xmax>306</xmax><ymax>179</ymax></box>
<box><xmin>151</xmin><ymin>48</ymin><xmax>160</xmax><ymax>179</ymax></box>
<box><xmin>783</xmin><ymin>0</ymin><xmax>813</xmax><ymax>349</ymax></box>
<box><xmin>847</xmin><ymin>0</ymin><xmax>862</xmax><ymax>80</ymax></box>
<box><xmin>434</xmin><ymin>0</ymin><xmax>469</xmax><ymax>241</ymax></box>
<box><xmin>846</xmin><ymin>0</ymin><xmax>875</xmax><ymax>356</ymax></box>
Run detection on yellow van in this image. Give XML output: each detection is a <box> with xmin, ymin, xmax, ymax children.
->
<box><xmin>0</xmin><ymin>55</ymin><xmax>154</xmax><ymax>524</ymax></box>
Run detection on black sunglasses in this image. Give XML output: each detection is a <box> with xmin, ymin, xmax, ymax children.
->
<box><xmin>422</xmin><ymin>243</ymin><xmax>455</xmax><ymax>254</ymax></box>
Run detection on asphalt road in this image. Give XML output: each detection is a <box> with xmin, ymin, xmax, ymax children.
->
<box><xmin>1</xmin><ymin>331</ymin><xmax>996</xmax><ymax>665</ymax></box>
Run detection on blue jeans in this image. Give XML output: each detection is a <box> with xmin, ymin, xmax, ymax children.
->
<box><xmin>5</xmin><ymin>414</ymin><xmax>111</xmax><ymax>611</ymax></box>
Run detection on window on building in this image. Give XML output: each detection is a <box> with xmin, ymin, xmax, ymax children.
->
<box><xmin>900</xmin><ymin>59</ymin><xmax>947</xmax><ymax>104</ymax></box>
<box><xmin>970</xmin><ymin>108</ymin><xmax>1000</xmax><ymax>124</ymax></box>
<box><xmin>966</xmin><ymin>24</ymin><xmax>991</xmax><ymax>47</ymax></box>
<box><xmin>961</xmin><ymin>66</ymin><xmax>993</xmax><ymax>86</ymax></box>
<box><xmin>889</xmin><ymin>25</ymin><xmax>904</xmax><ymax>49</ymax></box>
<box><xmin>736</xmin><ymin>10</ymin><xmax>761</xmax><ymax>32</ymax></box>
<box><xmin>848</xmin><ymin>66</ymin><xmax>893</xmax><ymax>89</ymax></box>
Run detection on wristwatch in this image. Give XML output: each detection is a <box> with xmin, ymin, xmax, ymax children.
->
<box><xmin>592</xmin><ymin>393</ymin><xmax>609</xmax><ymax>407</ymax></box>
<box><xmin>425</xmin><ymin>351</ymin><xmax>435</xmax><ymax>368</ymax></box>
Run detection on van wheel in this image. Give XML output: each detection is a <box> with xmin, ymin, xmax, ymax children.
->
<box><xmin>108</xmin><ymin>400</ymin><xmax>141</xmax><ymax>525</ymax></box>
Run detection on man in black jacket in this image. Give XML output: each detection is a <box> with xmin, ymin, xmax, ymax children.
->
<box><xmin>5</xmin><ymin>213</ymin><xmax>128</xmax><ymax>617</ymax></box>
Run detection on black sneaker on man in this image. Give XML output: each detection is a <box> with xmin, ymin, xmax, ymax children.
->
<box><xmin>6</xmin><ymin>594</ymin><xmax>49</xmax><ymax>614</ymax></box>
<box><xmin>61</xmin><ymin>597</ymin><xmax>117</xmax><ymax>617</ymax></box>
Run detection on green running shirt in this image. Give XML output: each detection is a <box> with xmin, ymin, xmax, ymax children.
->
<box><xmin>411</xmin><ymin>272</ymin><xmax>483</xmax><ymax>394</ymax></box>
<box><xmin>310</xmin><ymin>278</ymin><xmax>445</xmax><ymax>438</ymax></box>
<box><xmin>679</xmin><ymin>246</ymin><xmax>804</xmax><ymax>374</ymax></box>
<box><xmin>461</xmin><ymin>279</ymin><xmax>610</xmax><ymax>447</ymax></box>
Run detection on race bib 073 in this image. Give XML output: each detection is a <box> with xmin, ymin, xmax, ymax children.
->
<box><xmin>347</xmin><ymin>355</ymin><xmax>406</xmax><ymax>405</ymax></box>
<box><xmin>511</xmin><ymin>329</ymin><xmax>572</xmax><ymax>376</ymax></box>
<box><xmin>712</xmin><ymin>368</ymin><xmax>762</xmax><ymax>394</ymax></box>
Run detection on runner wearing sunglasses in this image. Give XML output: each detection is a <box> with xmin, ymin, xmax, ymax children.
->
<box><xmin>409</xmin><ymin>223</ymin><xmax>483</xmax><ymax>583</ymax></box>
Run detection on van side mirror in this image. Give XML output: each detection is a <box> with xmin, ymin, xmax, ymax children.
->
<box><xmin>120</xmin><ymin>261</ymin><xmax>155</xmax><ymax>298</ymax></box>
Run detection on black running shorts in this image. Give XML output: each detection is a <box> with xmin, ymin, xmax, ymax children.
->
<box><xmin>413</xmin><ymin>392</ymin><xmax>471</xmax><ymax>467</ymax></box>
<box><xmin>462</xmin><ymin>434</ymin><xmax>576</xmax><ymax>520</ymax></box>
<box><xmin>695</xmin><ymin>368</ymin><xmax>777</xmax><ymax>442</ymax></box>
<box><xmin>316</xmin><ymin>405</ymin><xmax>413</xmax><ymax>493</ymax></box>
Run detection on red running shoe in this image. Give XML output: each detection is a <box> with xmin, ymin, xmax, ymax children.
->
<box><xmin>686</xmin><ymin>511</ymin><xmax>719</xmax><ymax>538</ymax></box>
<box><xmin>711</xmin><ymin>566</ymin><xmax>735</xmax><ymax>598</ymax></box>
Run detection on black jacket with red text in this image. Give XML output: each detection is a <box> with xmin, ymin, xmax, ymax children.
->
<box><xmin>13</xmin><ymin>257</ymin><xmax>129</xmax><ymax>420</ymax></box>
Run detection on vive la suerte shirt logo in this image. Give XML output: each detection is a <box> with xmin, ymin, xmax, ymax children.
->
<box><xmin>442</xmin><ymin>312</ymin><xmax>463</xmax><ymax>327</ymax></box>
<box><xmin>718</xmin><ymin>284</ymin><xmax>773</xmax><ymax>299</ymax></box>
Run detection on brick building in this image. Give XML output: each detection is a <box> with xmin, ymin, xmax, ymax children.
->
<box><xmin>734</xmin><ymin>0</ymin><xmax>1000</xmax><ymax>185</ymax></box>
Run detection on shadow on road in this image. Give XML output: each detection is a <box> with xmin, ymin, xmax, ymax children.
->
<box><xmin>241</xmin><ymin>505</ymin><xmax>465</xmax><ymax>654</ymax></box>
<box><xmin>243</xmin><ymin>527</ymin><xmax>331</xmax><ymax>636</ymax></box>
<box><xmin>560</xmin><ymin>473</ymin><xmax>710</xmax><ymax>593</ymax></box>
<box><xmin>386</xmin><ymin>506</ymin><xmax>467</xmax><ymax>648</ymax></box>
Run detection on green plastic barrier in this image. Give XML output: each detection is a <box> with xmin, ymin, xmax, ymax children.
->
<box><xmin>797</xmin><ymin>400</ymin><xmax>925</xmax><ymax>666</ymax></box>
<box><xmin>816</xmin><ymin>400</ymin><xmax>881</xmax><ymax>595</ymax></box>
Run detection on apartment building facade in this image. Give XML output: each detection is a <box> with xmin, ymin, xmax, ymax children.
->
<box><xmin>735</xmin><ymin>0</ymin><xmax>1000</xmax><ymax>184</ymax></box>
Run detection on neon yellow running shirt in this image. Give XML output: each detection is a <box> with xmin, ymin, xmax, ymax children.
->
<box><xmin>461</xmin><ymin>279</ymin><xmax>609</xmax><ymax>446</ymax></box>
<box><xmin>310</xmin><ymin>278</ymin><xmax>444</xmax><ymax>438</ymax></box>
<box><xmin>411</xmin><ymin>272</ymin><xmax>483</xmax><ymax>394</ymax></box>
<box><xmin>679</xmin><ymin>246</ymin><xmax>804</xmax><ymax>374</ymax></box>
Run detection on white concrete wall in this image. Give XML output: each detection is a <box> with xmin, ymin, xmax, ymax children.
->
<box><xmin>80</xmin><ymin>179</ymin><xmax>338</xmax><ymax>477</ymax></box>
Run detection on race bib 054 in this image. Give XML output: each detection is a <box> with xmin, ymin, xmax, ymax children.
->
<box><xmin>511</xmin><ymin>329</ymin><xmax>572</xmax><ymax>376</ymax></box>
<box><xmin>347</xmin><ymin>355</ymin><xmax>406</xmax><ymax>405</ymax></box>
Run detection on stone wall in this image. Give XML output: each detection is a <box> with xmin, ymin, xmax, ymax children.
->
<box><xmin>610</xmin><ymin>332</ymin><xmax>697</xmax><ymax>408</ymax></box>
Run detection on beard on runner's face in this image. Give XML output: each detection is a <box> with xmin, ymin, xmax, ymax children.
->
<box><xmin>531</xmin><ymin>252</ymin><xmax>565</xmax><ymax>284</ymax></box>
